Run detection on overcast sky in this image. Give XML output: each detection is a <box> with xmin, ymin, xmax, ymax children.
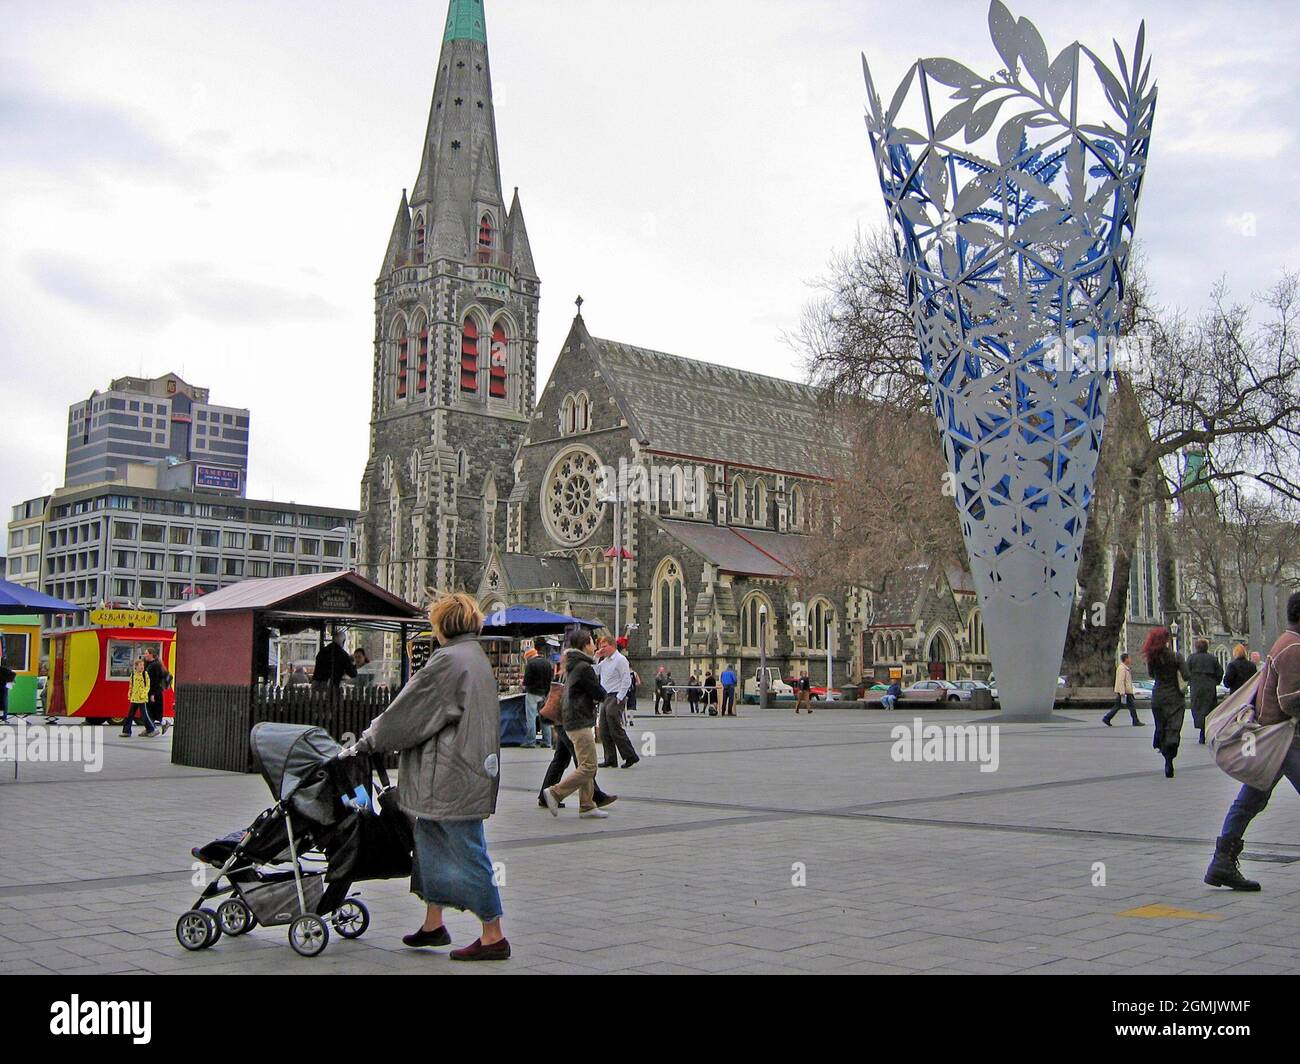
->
<box><xmin>2</xmin><ymin>0</ymin><xmax>1296</xmax><ymax>526</ymax></box>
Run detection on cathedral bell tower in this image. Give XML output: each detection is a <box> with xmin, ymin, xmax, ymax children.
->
<box><xmin>360</xmin><ymin>0</ymin><xmax>540</xmax><ymax>602</ymax></box>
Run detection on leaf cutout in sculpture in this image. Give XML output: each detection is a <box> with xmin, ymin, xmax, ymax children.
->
<box><xmin>924</xmin><ymin>57</ymin><xmax>984</xmax><ymax>88</ymax></box>
<box><xmin>1018</xmin><ymin>17</ymin><xmax>1050</xmax><ymax>87</ymax></box>
<box><xmin>1046</xmin><ymin>46</ymin><xmax>1076</xmax><ymax>106</ymax></box>
<box><xmin>988</xmin><ymin>0</ymin><xmax>1021</xmax><ymax>75</ymax></box>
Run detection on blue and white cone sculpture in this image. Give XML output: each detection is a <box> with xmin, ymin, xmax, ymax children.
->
<box><xmin>864</xmin><ymin>2</ymin><xmax>1156</xmax><ymax>719</ymax></box>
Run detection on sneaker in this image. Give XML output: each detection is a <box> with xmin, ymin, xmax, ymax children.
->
<box><xmin>450</xmin><ymin>938</ymin><xmax>511</xmax><ymax>962</ymax></box>
<box><xmin>142</xmin><ymin>730</ymin><xmax>160</xmax><ymax>738</ymax></box>
<box><xmin>579</xmin><ymin>808</ymin><xmax>610</xmax><ymax>819</ymax></box>
<box><xmin>595</xmin><ymin>794</ymin><xmax>618</xmax><ymax>809</ymax></box>
<box><xmin>542</xmin><ymin>788</ymin><xmax>560</xmax><ymax>818</ymax></box>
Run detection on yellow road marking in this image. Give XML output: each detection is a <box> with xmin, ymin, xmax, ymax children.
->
<box><xmin>1116</xmin><ymin>904</ymin><xmax>1220</xmax><ymax>920</ymax></box>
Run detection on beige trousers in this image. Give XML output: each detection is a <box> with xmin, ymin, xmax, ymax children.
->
<box><xmin>551</xmin><ymin>727</ymin><xmax>598</xmax><ymax>812</ymax></box>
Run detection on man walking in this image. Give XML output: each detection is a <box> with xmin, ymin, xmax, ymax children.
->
<box><xmin>1103</xmin><ymin>653</ymin><xmax>1143</xmax><ymax>726</ymax></box>
<box><xmin>522</xmin><ymin>640</ymin><xmax>553</xmax><ymax>749</ymax></box>
<box><xmin>143</xmin><ymin>648</ymin><xmax>171</xmax><ymax>735</ymax></box>
<box><xmin>720</xmin><ymin>664</ymin><xmax>738</xmax><ymax>717</ymax></box>
<box><xmin>795</xmin><ymin>672</ymin><xmax>813</xmax><ymax>714</ymax></box>
<box><xmin>596</xmin><ymin>636</ymin><xmax>640</xmax><ymax>769</ymax></box>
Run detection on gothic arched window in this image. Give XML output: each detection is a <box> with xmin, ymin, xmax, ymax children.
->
<box><xmin>790</xmin><ymin>486</ymin><xmax>805</xmax><ymax>530</ymax></box>
<box><xmin>460</xmin><ymin>317</ymin><xmax>480</xmax><ymax>394</ymax></box>
<box><xmin>393</xmin><ymin>314</ymin><xmax>409</xmax><ymax>401</ymax></box>
<box><xmin>561</xmin><ymin>395</ymin><xmax>576</xmax><ymax>435</ymax></box>
<box><xmin>740</xmin><ymin>593</ymin><xmax>772</xmax><ymax>653</ymax></box>
<box><xmin>753</xmin><ymin>481</ymin><xmax>768</xmax><ymax>527</ymax></box>
<box><xmin>732</xmin><ymin>475</ymin><xmax>746</xmax><ymax>524</ymax></box>
<box><xmin>577</xmin><ymin>392</ymin><xmax>591</xmax><ymax>431</ymax></box>
<box><xmin>967</xmin><ymin>609</ymin><xmax>987</xmax><ymax>657</ymax></box>
<box><xmin>413</xmin><ymin>312</ymin><xmax>429</xmax><ymax>395</ymax></box>
<box><xmin>490</xmin><ymin>321</ymin><xmax>508</xmax><ymax>400</ymax></box>
<box><xmin>809</xmin><ymin>598</ymin><xmax>835</xmax><ymax>652</ymax></box>
<box><xmin>656</xmin><ymin>559</ymin><xmax>686</xmax><ymax>653</ymax></box>
<box><xmin>479</xmin><ymin>213</ymin><xmax>496</xmax><ymax>249</ymax></box>
<box><xmin>414</xmin><ymin>213</ymin><xmax>426</xmax><ymax>261</ymax></box>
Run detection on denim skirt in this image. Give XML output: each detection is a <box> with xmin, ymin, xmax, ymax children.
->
<box><xmin>410</xmin><ymin>817</ymin><xmax>503</xmax><ymax>922</ymax></box>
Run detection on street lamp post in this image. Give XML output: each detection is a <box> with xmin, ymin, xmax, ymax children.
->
<box><xmin>759</xmin><ymin>606</ymin><xmax>769</xmax><ymax>709</ymax></box>
<box><xmin>826</xmin><ymin>617</ymin><xmax>833</xmax><ymax>693</ymax></box>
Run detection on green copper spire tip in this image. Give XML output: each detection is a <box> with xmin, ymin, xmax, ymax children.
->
<box><xmin>444</xmin><ymin>0</ymin><xmax>487</xmax><ymax>44</ymax></box>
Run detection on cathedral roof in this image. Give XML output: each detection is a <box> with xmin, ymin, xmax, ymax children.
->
<box><xmin>498</xmin><ymin>553</ymin><xmax>587</xmax><ymax>592</ymax></box>
<box><xmin>654</xmin><ymin>519</ymin><xmax>814</xmax><ymax>578</ymax></box>
<box><xmin>586</xmin><ymin>333</ymin><xmax>846</xmax><ymax>479</ymax></box>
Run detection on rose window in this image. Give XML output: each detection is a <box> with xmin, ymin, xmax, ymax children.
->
<box><xmin>543</xmin><ymin>449</ymin><xmax>606</xmax><ymax>545</ymax></box>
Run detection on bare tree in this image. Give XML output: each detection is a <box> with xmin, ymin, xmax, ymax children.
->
<box><xmin>795</xmin><ymin>229</ymin><xmax>1300</xmax><ymax>685</ymax></box>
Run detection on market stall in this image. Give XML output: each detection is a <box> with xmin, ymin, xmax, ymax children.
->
<box><xmin>0</xmin><ymin>579</ymin><xmax>84</xmax><ymax>719</ymax></box>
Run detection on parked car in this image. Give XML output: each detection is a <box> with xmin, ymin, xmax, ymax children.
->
<box><xmin>906</xmin><ymin>679</ymin><xmax>968</xmax><ymax>703</ymax></box>
<box><xmin>952</xmin><ymin>680</ymin><xmax>991</xmax><ymax>695</ymax></box>
<box><xmin>1133</xmin><ymin>680</ymin><xmax>1154</xmax><ymax>702</ymax></box>
<box><xmin>782</xmin><ymin>676</ymin><xmax>843</xmax><ymax>701</ymax></box>
<box><xmin>743</xmin><ymin>667</ymin><xmax>794</xmax><ymax>704</ymax></box>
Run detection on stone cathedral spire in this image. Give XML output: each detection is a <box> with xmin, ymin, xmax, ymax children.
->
<box><xmin>360</xmin><ymin>0</ymin><xmax>541</xmax><ymax>604</ymax></box>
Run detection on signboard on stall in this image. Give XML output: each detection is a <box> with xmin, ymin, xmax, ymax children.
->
<box><xmin>90</xmin><ymin>609</ymin><xmax>161</xmax><ymax>629</ymax></box>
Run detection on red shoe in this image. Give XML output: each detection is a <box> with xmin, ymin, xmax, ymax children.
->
<box><xmin>450</xmin><ymin>938</ymin><xmax>511</xmax><ymax>962</ymax></box>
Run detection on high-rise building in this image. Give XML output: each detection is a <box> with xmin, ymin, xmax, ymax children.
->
<box><xmin>65</xmin><ymin>373</ymin><xmax>250</xmax><ymax>494</ymax></box>
<box><xmin>359</xmin><ymin>0</ymin><xmax>540</xmax><ymax>602</ymax></box>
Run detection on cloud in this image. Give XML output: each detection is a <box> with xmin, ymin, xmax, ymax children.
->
<box><xmin>0</xmin><ymin>88</ymin><xmax>215</xmax><ymax>188</ymax></box>
<box><xmin>23</xmin><ymin>253</ymin><xmax>342</xmax><ymax>326</ymax></box>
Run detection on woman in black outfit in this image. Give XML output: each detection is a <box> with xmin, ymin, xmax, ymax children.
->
<box><xmin>1223</xmin><ymin>644</ymin><xmax>1257</xmax><ymax>694</ymax></box>
<box><xmin>1143</xmin><ymin>626</ymin><xmax>1190</xmax><ymax>778</ymax></box>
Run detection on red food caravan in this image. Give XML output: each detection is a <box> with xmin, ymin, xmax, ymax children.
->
<box><xmin>48</xmin><ymin>615</ymin><xmax>177</xmax><ymax>725</ymax></box>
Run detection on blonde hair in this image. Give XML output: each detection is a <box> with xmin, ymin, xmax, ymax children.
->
<box><xmin>1233</xmin><ymin>644</ymin><xmax>1248</xmax><ymax>660</ymax></box>
<box><xmin>429</xmin><ymin>594</ymin><xmax>484</xmax><ymax>642</ymax></box>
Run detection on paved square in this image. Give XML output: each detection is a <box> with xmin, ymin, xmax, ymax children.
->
<box><xmin>3</xmin><ymin>707</ymin><xmax>1299</xmax><ymax>975</ymax></box>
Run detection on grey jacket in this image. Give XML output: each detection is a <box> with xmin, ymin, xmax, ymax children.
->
<box><xmin>355</xmin><ymin>635</ymin><xmax>501</xmax><ymax>822</ymax></box>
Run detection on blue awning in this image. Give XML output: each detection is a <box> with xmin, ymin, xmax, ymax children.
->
<box><xmin>0</xmin><ymin>579</ymin><xmax>82</xmax><ymax>616</ymax></box>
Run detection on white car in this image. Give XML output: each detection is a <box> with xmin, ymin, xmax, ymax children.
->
<box><xmin>1133</xmin><ymin>680</ymin><xmax>1154</xmax><ymax>702</ymax></box>
<box><xmin>906</xmin><ymin>679</ymin><xmax>968</xmax><ymax>703</ymax></box>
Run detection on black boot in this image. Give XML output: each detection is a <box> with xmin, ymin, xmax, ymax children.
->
<box><xmin>1204</xmin><ymin>836</ymin><xmax>1261</xmax><ymax>891</ymax></box>
<box><xmin>1164</xmin><ymin>755</ymin><xmax>1175</xmax><ymax>778</ymax></box>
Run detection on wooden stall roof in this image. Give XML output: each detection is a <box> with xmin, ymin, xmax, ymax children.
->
<box><xmin>165</xmin><ymin>571</ymin><xmax>423</xmax><ymax>621</ymax></box>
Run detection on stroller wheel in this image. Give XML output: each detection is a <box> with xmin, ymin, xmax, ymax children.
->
<box><xmin>332</xmin><ymin>899</ymin><xmax>370</xmax><ymax>940</ymax></box>
<box><xmin>289</xmin><ymin>914</ymin><xmax>330</xmax><ymax>958</ymax></box>
<box><xmin>217</xmin><ymin>899</ymin><xmax>254</xmax><ymax>937</ymax></box>
<box><xmin>198</xmin><ymin>908</ymin><xmax>223</xmax><ymax>945</ymax></box>
<box><xmin>176</xmin><ymin>910</ymin><xmax>217</xmax><ymax>952</ymax></box>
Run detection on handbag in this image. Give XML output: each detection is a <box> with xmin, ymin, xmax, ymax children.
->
<box><xmin>1207</xmin><ymin>650</ymin><xmax>1295</xmax><ymax>790</ymax></box>
<box><xmin>539</xmin><ymin>681</ymin><xmax>565</xmax><ymax>725</ymax></box>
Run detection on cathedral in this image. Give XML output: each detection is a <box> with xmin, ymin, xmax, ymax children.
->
<box><xmin>359</xmin><ymin>0</ymin><xmax>975</xmax><ymax>687</ymax></box>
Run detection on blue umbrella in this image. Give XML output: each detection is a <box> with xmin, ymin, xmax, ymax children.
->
<box><xmin>480</xmin><ymin>605</ymin><xmax>602</xmax><ymax>638</ymax></box>
<box><xmin>0</xmin><ymin>579</ymin><xmax>82</xmax><ymax>616</ymax></box>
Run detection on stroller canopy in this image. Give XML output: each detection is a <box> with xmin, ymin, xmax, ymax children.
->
<box><xmin>251</xmin><ymin>723</ymin><xmax>342</xmax><ymax>805</ymax></box>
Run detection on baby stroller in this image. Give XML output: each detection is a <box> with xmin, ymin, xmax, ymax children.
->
<box><xmin>178</xmin><ymin>723</ymin><xmax>413</xmax><ymax>958</ymax></box>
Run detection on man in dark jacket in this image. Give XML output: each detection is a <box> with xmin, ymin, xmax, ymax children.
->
<box><xmin>1187</xmin><ymin>639</ymin><xmax>1224</xmax><ymax>745</ymax></box>
<box><xmin>542</xmin><ymin>630</ymin><xmax>611</xmax><ymax>819</ymax></box>
<box><xmin>522</xmin><ymin>641</ymin><xmax>554</xmax><ymax>749</ymax></box>
<box><xmin>0</xmin><ymin>660</ymin><xmax>15</xmax><ymax>722</ymax></box>
<box><xmin>313</xmin><ymin>631</ymin><xmax>357</xmax><ymax>693</ymax></box>
<box><xmin>1205</xmin><ymin>593</ymin><xmax>1300</xmax><ymax>892</ymax></box>
<box><xmin>143</xmin><ymin>649</ymin><xmax>170</xmax><ymax>734</ymax></box>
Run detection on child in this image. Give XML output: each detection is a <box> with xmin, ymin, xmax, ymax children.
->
<box><xmin>122</xmin><ymin>658</ymin><xmax>159</xmax><ymax>738</ymax></box>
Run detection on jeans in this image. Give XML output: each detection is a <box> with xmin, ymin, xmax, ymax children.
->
<box><xmin>722</xmin><ymin>686</ymin><xmax>736</xmax><ymax>715</ymax></box>
<box><xmin>881</xmin><ymin>695</ymin><xmax>897</xmax><ymax>711</ymax></box>
<box><xmin>1103</xmin><ymin>694</ymin><xmax>1139</xmax><ymax>724</ymax></box>
<box><xmin>1222</xmin><ymin>745</ymin><xmax>1300</xmax><ymax>841</ymax></box>
<box><xmin>551</xmin><ymin>728</ymin><xmax>599</xmax><ymax>812</ymax></box>
<box><xmin>123</xmin><ymin>702</ymin><xmax>156</xmax><ymax>735</ymax></box>
<box><xmin>523</xmin><ymin>693</ymin><xmax>542</xmax><ymax>748</ymax></box>
<box><xmin>599</xmin><ymin>695</ymin><xmax>638</xmax><ymax>766</ymax></box>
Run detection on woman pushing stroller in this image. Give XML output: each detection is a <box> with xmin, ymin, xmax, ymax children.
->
<box><xmin>342</xmin><ymin>593</ymin><xmax>511</xmax><ymax>963</ymax></box>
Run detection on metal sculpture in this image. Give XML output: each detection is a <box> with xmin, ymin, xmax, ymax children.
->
<box><xmin>863</xmin><ymin>1</ymin><xmax>1156</xmax><ymax>718</ymax></box>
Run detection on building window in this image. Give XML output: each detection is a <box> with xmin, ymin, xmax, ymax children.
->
<box><xmin>740</xmin><ymin>593</ymin><xmax>771</xmax><ymax>653</ymax></box>
<box><xmin>490</xmin><ymin>321</ymin><xmax>508</xmax><ymax>400</ymax></box>
<box><xmin>790</xmin><ymin>486</ymin><xmax>805</xmax><ymax>530</ymax></box>
<box><xmin>397</xmin><ymin>334</ymin><xmax>409</xmax><ymax>400</ymax></box>
<box><xmin>414</xmin><ymin>212</ymin><xmax>426</xmax><ymax>260</ymax></box>
<box><xmin>141</xmin><ymin>524</ymin><xmax>165</xmax><ymax>543</ymax></box>
<box><xmin>418</xmin><ymin>325</ymin><xmax>430</xmax><ymax>394</ymax></box>
<box><xmin>274</xmin><ymin>536</ymin><xmax>295</xmax><ymax>554</ymax></box>
<box><xmin>223</xmin><ymin>559</ymin><xmax>244</xmax><ymax>578</ymax></box>
<box><xmin>169</xmin><ymin>527</ymin><xmax>191</xmax><ymax>546</ymax></box>
<box><xmin>273</xmin><ymin>562</ymin><xmax>294</xmax><ymax>578</ymax></box>
<box><xmin>461</xmin><ymin>317</ymin><xmax>480</xmax><ymax>394</ymax></box>
<box><xmin>323</xmin><ymin>540</ymin><xmax>344</xmax><ymax>559</ymax></box>
<box><xmin>753</xmin><ymin>481</ymin><xmax>768</xmax><ymax>527</ymax></box>
<box><xmin>223</xmin><ymin>531</ymin><xmax>245</xmax><ymax>549</ymax></box>
<box><xmin>655</xmin><ymin>559</ymin><xmax>686</xmax><ymax>653</ymax></box>
<box><xmin>968</xmin><ymin>609</ymin><xmax>987</xmax><ymax>657</ymax></box>
<box><xmin>809</xmin><ymin>599</ymin><xmax>835</xmax><ymax>652</ymax></box>
<box><xmin>732</xmin><ymin>475</ymin><xmax>746</xmax><ymax>524</ymax></box>
<box><xmin>479</xmin><ymin>213</ymin><xmax>495</xmax><ymax>249</ymax></box>
<box><xmin>251</xmin><ymin>534</ymin><xmax>271</xmax><ymax>552</ymax></box>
